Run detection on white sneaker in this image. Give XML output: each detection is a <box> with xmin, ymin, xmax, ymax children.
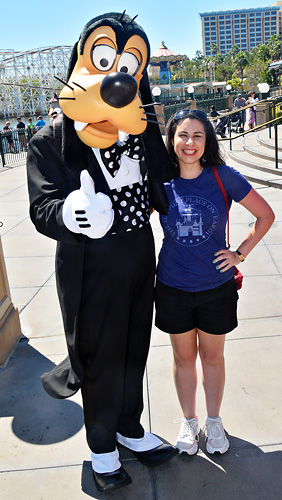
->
<box><xmin>204</xmin><ymin>416</ymin><xmax>229</xmax><ymax>454</ymax></box>
<box><xmin>174</xmin><ymin>417</ymin><xmax>200</xmax><ymax>455</ymax></box>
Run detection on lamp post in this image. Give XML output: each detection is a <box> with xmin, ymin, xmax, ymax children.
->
<box><xmin>226</xmin><ymin>84</ymin><xmax>232</xmax><ymax>95</ymax></box>
<box><xmin>152</xmin><ymin>86</ymin><xmax>161</xmax><ymax>101</ymax></box>
<box><xmin>180</xmin><ymin>60</ymin><xmax>185</xmax><ymax>99</ymax></box>
<box><xmin>187</xmin><ymin>85</ymin><xmax>195</xmax><ymax>100</ymax></box>
<box><xmin>257</xmin><ymin>82</ymin><xmax>270</xmax><ymax>99</ymax></box>
<box><xmin>202</xmin><ymin>60</ymin><xmax>207</xmax><ymax>82</ymax></box>
<box><xmin>208</xmin><ymin>60</ymin><xmax>215</xmax><ymax>97</ymax></box>
<box><xmin>167</xmin><ymin>61</ymin><xmax>171</xmax><ymax>97</ymax></box>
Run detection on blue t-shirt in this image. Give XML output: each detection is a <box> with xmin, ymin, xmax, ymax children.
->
<box><xmin>157</xmin><ymin>165</ymin><xmax>252</xmax><ymax>292</ymax></box>
<box><xmin>36</xmin><ymin>119</ymin><xmax>46</xmax><ymax>130</ymax></box>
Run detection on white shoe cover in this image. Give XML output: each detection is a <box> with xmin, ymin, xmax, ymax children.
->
<box><xmin>91</xmin><ymin>447</ymin><xmax>121</xmax><ymax>473</ymax></box>
<box><xmin>116</xmin><ymin>431</ymin><xmax>163</xmax><ymax>451</ymax></box>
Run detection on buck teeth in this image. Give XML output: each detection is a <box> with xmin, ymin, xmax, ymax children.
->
<box><xmin>74</xmin><ymin>121</ymin><xmax>88</xmax><ymax>131</ymax></box>
<box><xmin>118</xmin><ymin>130</ymin><xmax>128</xmax><ymax>142</ymax></box>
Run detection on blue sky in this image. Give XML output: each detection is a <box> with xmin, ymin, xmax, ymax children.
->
<box><xmin>1</xmin><ymin>0</ymin><xmax>276</xmax><ymax>58</ymax></box>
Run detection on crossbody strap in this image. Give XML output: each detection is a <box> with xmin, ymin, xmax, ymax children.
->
<box><xmin>211</xmin><ymin>166</ymin><xmax>230</xmax><ymax>248</ymax></box>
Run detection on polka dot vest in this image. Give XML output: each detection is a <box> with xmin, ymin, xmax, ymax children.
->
<box><xmin>109</xmin><ymin>179</ymin><xmax>150</xmax><ymax>235</ymax></box>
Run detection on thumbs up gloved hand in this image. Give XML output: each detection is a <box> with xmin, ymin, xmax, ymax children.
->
<box><xmin>62</xmin><ymin>170</ymin><xmax>114</xmax><ymax>239</ymax></box>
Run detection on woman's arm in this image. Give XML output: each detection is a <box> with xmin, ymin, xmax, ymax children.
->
<box><xmin>214</xmin><ymin>187</ymin><xmax>275</xmax><ymax>272</ymax></box>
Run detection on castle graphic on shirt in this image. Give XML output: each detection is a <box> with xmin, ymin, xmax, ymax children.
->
<box><xmin>163</xmin><ymin>195</ymin><xmax>219</xmax><ymax>247</ymax></box>
<box><xmin>176</xmin><ymin>205</ymin><xmax>203</xmax><ymax>237</ymax></box>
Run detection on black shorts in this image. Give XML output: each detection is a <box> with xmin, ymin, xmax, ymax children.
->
<box><xmin>155</xmin><ymin>278</ymin><xmax>238</xmax><ymax>335</ymax></box>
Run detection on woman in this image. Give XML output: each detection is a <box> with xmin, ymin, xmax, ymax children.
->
<box><xmin>155</xmin><ymin>109</ymin><xmax>274</xmax><ymax>456</ymax></box>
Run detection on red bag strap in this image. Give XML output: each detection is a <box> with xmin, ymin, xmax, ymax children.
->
<box><xmin>211</xmin><ymin>166</ymin><xmax>230</xmax><ymax>248</ymax></box>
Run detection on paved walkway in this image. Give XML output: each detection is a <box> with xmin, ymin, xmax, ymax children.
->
<box><xmin>0</xmin><ymin>162</ymin><xmax>282</xmax><ymax>499</ymax></box>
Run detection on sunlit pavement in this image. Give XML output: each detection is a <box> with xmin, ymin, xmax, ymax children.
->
<box><xmin>0</xmin><ymin>162</ymin><xmax>282</xmax><ymax>500</ymax></box>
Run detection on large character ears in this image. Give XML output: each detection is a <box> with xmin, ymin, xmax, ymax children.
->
<box><xmin>61</xmin><ymin>42</ymin><xmax>89</xmax><ymax>169</ymax></box>
<box><xmin>139</xmin><ymin>71</ymin><xmax>175</xmax><ymax>183</ymax></box>
<box><xmin>66</xmin><ymin>41</ymin><xmax>79</xmax><ymax>80</ymax></box>
<box><xmin>139</xmin><ymin>72</ymin><xmax>176</xmax><ymax>214</ymax></box>
<box><xmin>62</xmin><ymin>114</ymin><xmax>88</xmax><ymax>169</ymax></box>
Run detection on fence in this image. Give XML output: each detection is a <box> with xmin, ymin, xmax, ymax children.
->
<box><xmin>0</xmin><ymin>128</ymin><xmax>36</xmax><ymax>168</ymax></box>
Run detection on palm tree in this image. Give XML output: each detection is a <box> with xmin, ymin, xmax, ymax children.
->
<box><xmin>256</xmin><ymin>44</ymin><xmax>270</xmax><ymax>63</ymax></box>
<box><xmin>234</xmin><ymin>51</ymin><xmax>249</xmax><ymax>90</ymax></box>
<box><xmin>267</xmin><ymin>35</ymin><xmax>282</xmax><ymax>61</ymax></box>
<box><xmin>210</xmin><ymin>43</ymin><xmax>218</xmax><ymax>56</ymax></box>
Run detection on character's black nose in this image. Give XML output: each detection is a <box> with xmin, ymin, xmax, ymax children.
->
<box><xmin>100</xmin><ymin>72</ymin><xmax>138</xmax><ymax>108</ymax></box>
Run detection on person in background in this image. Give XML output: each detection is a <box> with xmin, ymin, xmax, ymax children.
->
<box><xmin>233</xmin><ymin>94</ymin><xmax>246</xmax><ymax>132</ymax></box>
<box><xmin>26</xmin><ymin>118</ymin><xmax>37</xmax><ymax>140</ymax></box>
<box><xmin>154</xmin><ymin>108</ymin><xmax>274</xmax><ymax>457</ymax></box>
<box><xmin>3</xmin><ymin>121</ymin><xmax>15</xmax><ymax>153</ymax></box>
<box><xmin>209</xmin><ymin>105</ymin><xmax>227</xmax><ymax>139</ymax></box>
<box><xmin>209</xmin><ymin>105</ymin><xmax>220</xmax><ymax>119</ymax></box>
<box><xmin>209</xmin><ymin>105</ymin><xmax>220</xmax><ymax>128</ymax></box>
<box><xmin>246</xmin><ymin>92</ymin><xmax>259</xmax><ymax>126</ymax></box>
<box><xmin>248</xmin><ymin>106</ymin><xmax>255</xmax><ymax>129</ymax></box>
<box><xmin>16</xmin><ymin>117</ymin><xmax>27</xmax><ymax>151</ymax></box>
<box><xmin>35</xmin><ymin>115</ymin><xmax>46</xmax><ymax>131</ymax></box>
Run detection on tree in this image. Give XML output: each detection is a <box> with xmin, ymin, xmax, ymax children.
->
<box><xmin>227</xmin><ymin>76</ymin><xmax>242</xmax><ymax>90</ymax></box>
<box><xmin>256</xmin><ymin>44</ymin><xmax>270</xmax><ymax>63</ymax></box>
<box><xmin>244</xmin><ymin>59</ymin><xmax>267</xmax><ymax>91</ymax></box>
<box><xmin>215</xmin><ymin>53</ymin><xmax>224</xmax><ymax>65</ymax></box>
<box><xmin>210</xmin><ymin>43</ymin><xmax>218</xmax><ymax>56</ymax></box>
<box><xmin>234</xmin><ymin>51</ymin><xmax>249</xmax><ymax>89</ymax></box>
<box><xmin>230</xmin><ymin>44</ymin><xmax>240</xmax><ymax>62</ymax></box>
<box><xmin>215</xmin><ymin>64</ymin><xmax>233</xmax><ymax>82</ymax></box>
<box><xmin>267</xmin><ymin>34</ymin><xmax>282</xmax><ymax>61</ymax></box>
<box><xmin>194</xmin><ymin>50</ymin><xmax>203</xmax><ymax>62</ymax></box>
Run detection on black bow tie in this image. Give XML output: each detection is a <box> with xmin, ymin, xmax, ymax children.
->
<box><xmin>100</xmin><ymin>135</ymin><xmax>144</xmax><ymax>177</ymax></box>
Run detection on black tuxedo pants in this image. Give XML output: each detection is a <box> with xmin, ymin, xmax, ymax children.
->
<box><xmin>78</xmin><ymin>224</ymin><xmax>155</xmax><ymax>454</ymax></box>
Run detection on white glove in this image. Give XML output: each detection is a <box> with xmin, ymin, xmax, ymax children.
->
<box><xmin>62</xmin><ymin>170</ymin><xmax>114</xmax><ymax>239</ymax></box>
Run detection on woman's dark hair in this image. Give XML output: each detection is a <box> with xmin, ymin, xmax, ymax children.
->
<box><xmin>165</xmin><ymin>109</ymin><xmax>225</xmax><ymax>175</ymax></box>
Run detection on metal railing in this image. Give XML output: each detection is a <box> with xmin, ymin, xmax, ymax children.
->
<box><xmin>0</xmin><ymin>128</ymin><xmax>36</xmax><ymax>168</ymax></box>
<box><xmin>208</xmin><ymin>98</ymin><xmax>282</xmax><ymax>170</ymax></box>
<box><xmin>163</xmin><ymin>96</ymin><xmax>282</xmax><ymax>171</ymax></box>
<box><xmin>219</xmin><ymin>115</ymin><xmax>281</xmax><ymax>169</ymax></box>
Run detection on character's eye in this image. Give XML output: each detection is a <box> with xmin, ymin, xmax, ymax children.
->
<box><xmin>91</xmin><ymin>45</ymin><xmax>116</xmax><ymax>71</ymax></box>
<box><xmin>117</xmin><ymin>52</ymin><xmax>139</xmax><ymax>75</ymax></box>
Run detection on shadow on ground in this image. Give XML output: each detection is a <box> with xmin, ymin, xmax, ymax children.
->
<box><xmin>0</xmin><ymin>340</ymin><xmax>84</xmax><ymax>445</ymax></box>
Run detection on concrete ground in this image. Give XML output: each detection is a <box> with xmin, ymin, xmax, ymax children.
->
<box><xmin>0</xmin><ymin>161</ymin><xmax>282</xmax><ymax>500</ymax></box>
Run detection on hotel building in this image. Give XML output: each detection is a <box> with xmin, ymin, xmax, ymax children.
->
<box><xmin>200</xmin><ymin>3</ymin><xmax>282</xmax><ymax>56</ymax></box>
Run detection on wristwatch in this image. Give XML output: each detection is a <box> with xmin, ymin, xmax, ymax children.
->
<box><xmin>236</xmin><ymin>249</ymin><xmax>246</xmax><ymax>262</ymax></box>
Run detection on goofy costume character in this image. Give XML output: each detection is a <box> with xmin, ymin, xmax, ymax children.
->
<box><xmin>27</xmin><ymin>12</ymin><xmax>177</xmax><ymax>492</ymax></box>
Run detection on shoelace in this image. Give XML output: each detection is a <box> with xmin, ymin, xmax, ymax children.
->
<box><xmin>203</xmin><ymin>420</ymin><xmax>222</xmax><ymax>438</ymax></box>
<box><xmin>174</xmin><ymin>418</ymin><xmax>199</xmax><ymax>440</ymax></box>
